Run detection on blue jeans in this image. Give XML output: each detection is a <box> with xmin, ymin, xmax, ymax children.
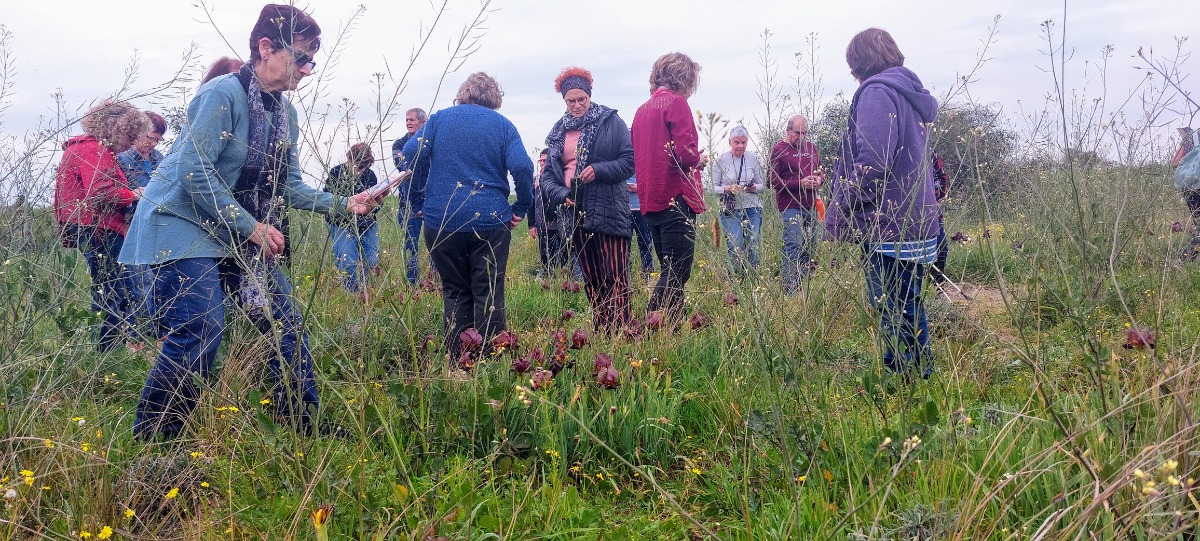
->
<box><xmin>929</xmin><ymin>223</ymin><xmax>949</xmax><ymax>284</ymax></box>
<box><xmin>330</xmin><ymin>222</ymin><xmax>380</xmax><ymax>293</ymax></box>
<box><xmin>123</xmin><ymin>263</ymin><xmax>155</xmax><ymax>341</ymax></box>
<box><xmin>134</xmin><ymin>257</ymin><xmax>319</xmax><ymax>438</ymax></box>
<box><xmin>781</xmin><ymin>207</ymin><xmax>818</xmax><ymax>295</ymax></box>
<box><xmin>399</xmin><ymin>207</ymin><xmax>423</xmax><ymax>285</ymax></box>
<box><xmin>81</xmin><ymin>229</ymin><xmax>133</xmax><ymax>351</ymax></box>
<box><xmin>863</xmin><ymin>249</ymin><xmax>932</xmax><ymax>377</ymax></box>
<box><xmin>630</xmin><ymin>210</ymin><xmax>654</xmax><ymax>274</ymax></box>
<box><xmin>719</xmin><ymin>206</ymin><xmax>762</xmax><ymax>273</ymax></box>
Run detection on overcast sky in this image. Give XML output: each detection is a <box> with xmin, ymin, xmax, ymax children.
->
<box><xmin>1</xmin><ymin>0</ymin><xmax>1194</xmax><ymax>185</ymax></box>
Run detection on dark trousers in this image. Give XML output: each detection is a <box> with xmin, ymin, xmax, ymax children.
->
<box><xmin>862</xmin><ymin>249</ymin><xmax>931</xmax><ymax>377</ymax></box>
<box><xmin>134</xmin><ymin>257</ymin><xmax>319</xmax><ymax>438</ymax></box>
<box><xmin>399</xmin><ymin>207</ymin><xmax>424</xmax><ymax>285</ymax></box>
<box><xmin>1185</xmin><ymin>190</ymin><xmax>1200</xmax><ymax>256</ymax></box>
<box><xmin>630</xmin><ymin>210</ymin><xmax>654</xmax><ymax>274</ymax></box>
<box><xmin>81</xmin><ymin>228</ymin><xmax>132</xmax><ymax>351</ymax></box>
<box><xmin>644</xmin><ymin>199</ymin><xmax>697</xmax><ymax>321</ymax></box>
<box><xmin>574</xmin><ymin>228</ymin><xmax>632</xmax><ymax>334</ymax></box>
<box><xmin>929</xmin><ymin>223</ymin><xmax>949</xmax><ymax>284</ymax></box>
<box><xmin>536</xmin><ymin>227</ymin><xmax>568</xmax><ymax>274</ymax></box>
<box><xmin>426</xmin><ymin>225</ymin><xmax>511</xmax><ymax>359</ymax></box>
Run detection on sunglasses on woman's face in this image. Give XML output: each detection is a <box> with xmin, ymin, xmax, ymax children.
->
<box><xmin>275</xmin><ymin>42</ymin><xmax>316</xmax><ymax>70</ymax></box>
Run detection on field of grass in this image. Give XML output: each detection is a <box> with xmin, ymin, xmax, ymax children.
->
<box><xmin>4</xmin><ymin>156</ymin><xmax>1200</xmax><ymax>540</ymax></box>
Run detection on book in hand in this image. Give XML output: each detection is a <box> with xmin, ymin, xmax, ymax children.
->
<box><xmin>368</xmin><ymin>170</ymin><xmax>411</xmax><ymax>200</ymax></box>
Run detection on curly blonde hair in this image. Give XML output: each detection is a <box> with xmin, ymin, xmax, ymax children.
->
<box><xmin>649</xmin><ymin>52</ymin><xmax>701</xmax><ymax>97</ymax></box>
<box><xmin>454</xmin><ymin>72</ymin><xmax>504</xmax><ymax>110</ymax></box>
<box><xmin>81</xmin><ymin>100</ymin><xmax>150</xmax><ymax>153</ymax></box>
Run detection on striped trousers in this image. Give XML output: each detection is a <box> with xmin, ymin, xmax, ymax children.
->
<box><xmin>573</xmin><ymin>228</ymin><xmax>632</xmax><ymax>334</ymax></box>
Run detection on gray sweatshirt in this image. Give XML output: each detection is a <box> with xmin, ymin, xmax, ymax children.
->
<box><xmin>710</xmin><ymin>150</ymin><xmax>765</xmax><ymax>209</ymax></box>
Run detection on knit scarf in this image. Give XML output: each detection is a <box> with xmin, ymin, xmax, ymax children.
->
<box><xmin>545</xmin><ymin>103</ymin><xmax>613</xmax><ymax>182</ymax></box>
<box><xmin>233</xmin><ymin>62</ymin><xmax>289</xmax><ymax>315</ymax></box>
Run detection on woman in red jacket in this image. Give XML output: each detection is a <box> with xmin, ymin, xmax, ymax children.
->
<box><xmin>630</xmin><ymin>52</ymin><xmax>707</xmax><ymax>324</ymax></box>
<box><xmin>54</xmin><ymin>100</ymin><xmax>150</xmax><ymax>351</ymax></box>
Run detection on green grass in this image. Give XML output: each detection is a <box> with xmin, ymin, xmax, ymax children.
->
<box><xmin>4</xmin><ymin>172</ymin><xmax>1200</xmax><ymax>540</ymax></box>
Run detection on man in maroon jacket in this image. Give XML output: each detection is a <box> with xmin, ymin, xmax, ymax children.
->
<box><xmin>770</xmin><ymin>114</ymin><xmax>824</xmax><ymax>295</ymax></box>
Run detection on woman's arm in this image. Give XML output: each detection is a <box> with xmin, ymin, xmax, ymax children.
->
<box><xmin>749</xmin><ymin>153</ymin><xmax>766</xmax><ymax>193</ymax></box>
<box><xmin>541</xmin><ymin>145</ymin><xmax>571</xmax><ymax>207</ymax></box>
<box><xmin>841</xmin><ymin>86</ymin><xmax>899</xmax><ymax>207</ymax></box>
<box><xmin>173</xmin><ymin>86</ymin><xmax>258</xmax><ymax>240</ymax></box>
<box><xmin>709</xmin><ymin>153</ymin><xmax>730</xmax><ymax>194</ymax></box>
<box><xmin>81</xmin><ymin>148</ymin><xmax>138</xmax><ymax>209</ymax></box>
<box><xmin>281</xmin><ymin>104</ymin><xmax>346</xmax><ymax>216</ymax></box>
<box><xmin>585</xmin><ymin>115</ymin><xmax>635</xmax><ymax>184</ymax></box>
<box><xmin>666</xmin><ymin>95</ymin><xmax>704</xmax><ymax>172</ymax></box>
<box><xmin>505</xmin><ymin>122</ymin><xmax>535</xmax><ymax>221</ymax></box>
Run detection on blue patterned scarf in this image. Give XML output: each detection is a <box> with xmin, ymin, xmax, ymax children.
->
<box><xmin>233</xmin><ymin>62</ymin><xmax>290</xmax><ymax>314</ymax></box>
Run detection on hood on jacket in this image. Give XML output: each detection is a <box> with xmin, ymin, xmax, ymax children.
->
<box><xmin>62</xmin><ymin>134</ymin><xmax>100</xmax><ymax>150</ymax></box>
<box><xmin>858</xmin><ymin>66</ymin><xmax>937</xmax><ymax>123</ymax></box>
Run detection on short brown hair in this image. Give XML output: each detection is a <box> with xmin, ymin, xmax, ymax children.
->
<box><xmin>248</xmin><ymin>4</ymin><xmax>321</xmax><ymax>63</ymax></box>
<box><xmin>347</xmin><ymin>142</ymin><xmax>373</xmax><ymax>168</ymax></box>
<box><xmin>649</xmin><ymin>52</ymin><xmax>701</xmax><ymax>97</ymax></box>
<box><xmin>81</xmin><ymin>100</ymin><xmax>150</xmax><ymax>153</ymax></box>
<box><xmin>454</xmin><ymin>72</ymin><xmax>503</xmax><ymax>110</ymax></box>
<box><xmin>145</xmin><ymin>111</ymin><xmax>168</xmax><ymax>135</ymax></box>
<box><xmin>846</xmin><ymin>28</ymin><xmax>905</xmax><ymax>81</ymax></box>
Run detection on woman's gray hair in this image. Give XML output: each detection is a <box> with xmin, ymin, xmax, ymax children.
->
<box><xmin>454</xmin><ymin>72</ymin><xmax>504</xmax><ymax>110</ymax></box>
<box><xmin>729</xmin><ymin>125</ymin><xmax>750</xmax><ymax>140</ymax></box>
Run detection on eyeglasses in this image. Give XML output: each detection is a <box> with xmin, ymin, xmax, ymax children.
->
<box><xmin>275</xmin><ymin>42</ymin><xmax>316</xmax><ymax>71</ymax></box>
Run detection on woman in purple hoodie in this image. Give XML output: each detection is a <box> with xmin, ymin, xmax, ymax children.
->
<box><xmin>825</xmin><ymin>28</ymin><xmax>940</xmax><ymax>378</ymax></box>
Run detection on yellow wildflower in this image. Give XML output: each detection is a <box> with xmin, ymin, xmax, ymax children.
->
<box><xmin>312</xmin><ymin>504</ymin><xmax>334</xmax><ymax>541</ymax></box>
<box><xmin>165</xmin><ymin>487</ymin><xmax>179</xmax><ymax>499</ymax></box>
<box><xmin>97</xmin><ymin>526</ymin><xmax>113</xmax><ymax>540</ymax></box>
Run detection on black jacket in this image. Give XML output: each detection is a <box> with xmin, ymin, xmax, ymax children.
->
<box><xmin>542</xmin><ymin>110</ymin><xmax>635</xmax><ymax>238</ymax></box>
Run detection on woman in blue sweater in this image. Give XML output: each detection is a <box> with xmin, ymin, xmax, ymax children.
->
<box><xmin>120</xmin><ymin>4</ymin><xmax>380</xmax><ymax>439</ymax></box>
<box><xmin>403</xmin><ymin>72</ymin><xmax>535</xmax><ymax>367</ymax></box>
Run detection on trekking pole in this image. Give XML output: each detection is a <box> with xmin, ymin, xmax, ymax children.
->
<box><xmin>930</xmin><ymin>264</ymin><xmax>971</xmax><ymax>301</ymax></box>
